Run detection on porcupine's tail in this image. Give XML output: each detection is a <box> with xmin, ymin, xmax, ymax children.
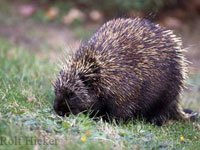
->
<box><xmin>183</xmin><ymin>108</ymin><xmax>199</xmax><ymax>122</ymax></box>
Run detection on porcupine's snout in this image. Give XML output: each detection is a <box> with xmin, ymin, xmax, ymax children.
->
<box><xmin>53</xmin><ymin>96</ymin><xmax>70</xmax><ymax>116</ymax></box>
<box><xmin>53</xmin><ymin>93</ymin><xmax>85</xmax><ymax>116</ymax></box>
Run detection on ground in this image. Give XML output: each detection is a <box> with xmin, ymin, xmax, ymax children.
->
<box><xmin>0</xmin><ymin>1</ymin><xmax>200</xmax><ymax>150</ymax></box>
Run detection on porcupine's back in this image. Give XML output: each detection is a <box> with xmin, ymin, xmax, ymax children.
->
<box><xmin>69</xmin><ymin>18</ymin><xmax>188</xmax><ymax>124</ymax></box>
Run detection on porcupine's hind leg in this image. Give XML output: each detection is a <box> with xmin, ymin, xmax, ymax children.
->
<box><xmin>165</xmin><ymin>104</ymin><xmax>199</xmax><ymax>123</ymax></box>
<box><xmin>148</xmin><ymin>101</ymin><xmax>198</xmax><ymax>126</ymax></box>
<box><xmin>147</xmin><ymin>101</ymin><xmax>183</xmax><ymax>126</ymax></box>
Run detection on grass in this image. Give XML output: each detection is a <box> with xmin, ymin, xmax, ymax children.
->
<box><xmin>0</xmin><ymin>38</ymin><xmax>200</xmax><ymax>150</ymax></box>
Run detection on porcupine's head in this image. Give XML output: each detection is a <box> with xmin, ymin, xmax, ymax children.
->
<box><xmin>53</xmin><ymin>53</ymin><xmax>100</xmax><ymax>117</ymax></box>
<box><xmin>53</xmin><ymin>71</ymin><xmax>93</xmax><ymax>116</ymax></box>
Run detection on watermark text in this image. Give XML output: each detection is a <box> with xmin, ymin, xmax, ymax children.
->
<box><xmin>0</xmin><ymin>136</ymin><xmax>58</xmax><ymax>145</ymax></box>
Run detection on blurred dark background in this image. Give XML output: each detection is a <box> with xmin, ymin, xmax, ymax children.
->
<box><xmin>0</xmin><ymin>0</ymin><xmax>200</xmax><ymax>110</ymax></box>
<box><xmin>0</xmin><ymin>0</ymin><xmax>200</xmax><ymax>59</ymax></box>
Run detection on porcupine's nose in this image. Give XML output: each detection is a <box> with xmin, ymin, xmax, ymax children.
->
<box><xmin>53</xmin><ymin>101</ymin><xmax>61</xmax><ymax>116</ymax></box>
<box><xmin>53</xmin><ymin>99</ymin><xmax>67</xmax><ymax>116</ymax></box>
<box><xmin>53</xmin><ymin>97</ymin><xmax>83</xmax><ymax>116</ymax></box>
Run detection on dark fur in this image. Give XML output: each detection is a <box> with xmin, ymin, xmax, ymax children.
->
<box><xmin>53</xmin><ymin>18</ymin><xmax>194</xmax><ymax>125</ymax></box>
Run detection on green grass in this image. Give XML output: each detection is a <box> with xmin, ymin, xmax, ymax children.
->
<box><xmin>0</xmin><ymin>38</ymin><xmax>200</xmax><ymax>150</ymax></box>
<box><xmin>71</xmin><ymin>25</ymin><xmax>94</xmax><ymax>39</ymax></box>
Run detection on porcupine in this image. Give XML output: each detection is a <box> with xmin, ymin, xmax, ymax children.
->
<box><xmin>53</xmin><ymin>18</ymin><xmax>198</xmax><ymax>125</ymax></box>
